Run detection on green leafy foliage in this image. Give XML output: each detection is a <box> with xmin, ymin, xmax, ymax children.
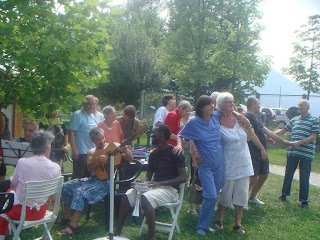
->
<box><xmin>283</xmin><ymin>14</ymin><xmax>320</xmax><ymax>98</ymax></box>
<box><xmin>164</xmin><ymin>0</ymin><xmax>271</xmax><ymax>102</ymax></box>
<box><xmin>93</xmin><ymin>0</ymin><xmax>167</xmax><ymax>107</ymax></box>
<box><xmin>0</xmin><ymin>0</ymin><xmax>112</xmax><ymax>120</ymax></box>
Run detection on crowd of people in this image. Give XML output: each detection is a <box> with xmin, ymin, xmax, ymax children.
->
<box><xmin>0</xmin><ymin>92</ymin><xmax>318</xmax><ymax>239</ymax></box>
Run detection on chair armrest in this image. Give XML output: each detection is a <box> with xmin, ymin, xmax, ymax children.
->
<box><xmin>114</xmin><ymin>160</ymin><xmax>143</xmax><ymax>185</ymax></box>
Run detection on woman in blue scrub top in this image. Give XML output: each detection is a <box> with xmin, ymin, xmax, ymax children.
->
<box><xmin>175</xmin><ymin>95</ymin><xmax>224</xmax><ymax>236</ymax></box>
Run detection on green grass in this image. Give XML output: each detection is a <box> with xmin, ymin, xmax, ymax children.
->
<box><xmin>4</xmin><ymin>147</ymin><xmax>320</xmax><ymax>240</ymax></box>
<box><xmin>268</xmin><ymin>148</ymin><xmax>320</xmax><ymax>174</ymax></box>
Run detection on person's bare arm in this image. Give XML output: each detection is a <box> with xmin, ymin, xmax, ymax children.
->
<box><xmin>68</xmin><ymin>130</ymin><xmax>78</xmax><ymax>160</ymax></box>
<box><xmin>149</xmin><ymin>167</ymin><xmax>187</xmax><ymax>188</ymax></box>
<box><xmin>290</xmin><ymin>132</ymin><xmax>318</xmax><ymax>148</ymax></box>
<box><xmin>119</xmin><ymin>146</ymin><xmax>133</xmax><ymax>162</ymax></box>
<box><xmin>264</xmin><ymin>127</ymin><xmax>289</xmax><ymax>145</ymax></box>
<box><xmin>274</xmin><ymin>128</ymin><xmax>288</xmax><ymax>135</ymax></box>
<box><xmin>250</xmin><ymin>132</ymin><xmax>268</xmax><ymax>160</ymax></box>
<box><xmin>87</xmin><ymin>151</ymin><xmax>109</xmax><ymax>173</ymax></box>
<box><xmin>173</xmin><ymin>136</ymin><xmax>184</xmax><ymax>155</ymax></box>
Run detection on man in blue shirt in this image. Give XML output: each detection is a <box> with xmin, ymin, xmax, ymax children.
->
<box><xmin>69</xmin><ymin>95</ymin><xmax>97</xmax><ymax>179</ymax></box>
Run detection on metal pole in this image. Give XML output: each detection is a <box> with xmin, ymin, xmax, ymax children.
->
<box><xmin>109</xmin><ymin>155</ymin><xmax>114</xmax><ymax>240</ymax></box>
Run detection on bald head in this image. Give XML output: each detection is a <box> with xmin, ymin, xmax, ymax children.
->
<box><xmin>298</xmin><ymin>99</ymin><xmax>310</xmax><ymax>117</ymax></box>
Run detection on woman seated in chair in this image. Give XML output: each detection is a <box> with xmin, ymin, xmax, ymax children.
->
<box><xmin>57</xmin><ymin>127</ymin><xmax>132</xmax><ymax>236</ymax></box>
<box><xmin>0</xmin><ymin>131</ymin><xmax>61</xmax><ymax>240</ymax></box>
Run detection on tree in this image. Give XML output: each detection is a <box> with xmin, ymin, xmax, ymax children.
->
<box><xmin>0</xmin><ymin>0</ymin><xmax>112</xmax><ymax>120</ymax></box>
<box><xmin>164</xmin><ymin>0</ymin><xmax>271</xmax><ymax>102</ymax></box>
<box><xmin>283</xmin><ymin>14</ymin><xmax>320</xmax><ymax>99</ymax></box>
<box><xmin>93</xmin><ymin>0</ymin><xmax>167</xmax><ymax>107</ymax></box>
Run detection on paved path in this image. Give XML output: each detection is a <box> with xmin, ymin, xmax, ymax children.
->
<box><xmin>269</xmin><ymin>164</ymin><xmax>320</xmax><ymax>188</ymax></box>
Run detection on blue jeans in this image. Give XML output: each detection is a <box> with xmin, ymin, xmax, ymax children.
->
<box><xmin>197</xmin><ymin>163</ymin><xmax>224</xmax><ymax>231</ymax></box>
<box><xmin>281</xmin><ymin>156</ymin><xmax>311</xmax><ymax>203</ymax></box>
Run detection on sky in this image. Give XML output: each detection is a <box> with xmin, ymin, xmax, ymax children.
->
<box><xmin>259</xmin><ymin>0</ymin><xmax>320</xmax><ymax>73</ymax></box>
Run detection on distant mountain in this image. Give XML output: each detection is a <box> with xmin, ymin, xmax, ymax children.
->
<box><xmin>254</xmin><ymin>68</ymin><xmax>320</xmax><ymax>117</ymax></box>
<box><xmin>255</xmin><ymin>68</ymin><xmax>305</xmax><ymax>95</ymax></box>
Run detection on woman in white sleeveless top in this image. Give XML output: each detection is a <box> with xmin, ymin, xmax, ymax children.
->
<box><xmin>215</xmin><ymin>92</ymin><xmax>254</xmax><ymax>235</ymax></box>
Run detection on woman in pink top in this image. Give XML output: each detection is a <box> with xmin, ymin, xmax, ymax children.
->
<box><xmin>97</xmin><ymin>106</ymin><xmax>124</xmax><ymax>144</ymax></box>
<box><xmin>0</xmin><ymin>131</ymin><xmax>61</xmax><ymax>239</ymax></box>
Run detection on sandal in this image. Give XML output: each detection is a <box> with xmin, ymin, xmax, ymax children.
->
<box><xmin>57</xmin><ymin>224</ymin><xmax>79</xmax><ymax>236</ymax></box>
<box><xmin>56</xmin><ymin>217</ymin><xmax>71</xmax><ymax>226</ymax></box>
<box><xmin>215</xmin><ymin>220</ymin><xmax>224</xmax><ymax>230</ymax></box>
<box><xmin>232</xmin><ymin>225</ymin><xmax>245</xmax><ymax>234</ymax></box>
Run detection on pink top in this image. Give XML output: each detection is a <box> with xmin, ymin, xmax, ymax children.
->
<box><xmin>97</xmin><ymin>120</ymin><xmax>123</xmax><ymax>144</ymax></box>
<box><xmin>10</xmin><ymin>155</ymin><xmax>61</xmax><ymax>208</ymax></box>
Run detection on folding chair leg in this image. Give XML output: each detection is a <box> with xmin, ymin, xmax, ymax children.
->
<box><xmin>41</xmin><ymin>222</ymin><xmax>54</xmax><ymax>240</ymax></box>
<box><xmin>169</xmin><ymin>208</ymin><xmax>180</xmax><ymax>233</ymax></box>
<box><xmin>139</xmin><ymin>217</ymin><xmax>147</xmax><ymax>236</ymax></box>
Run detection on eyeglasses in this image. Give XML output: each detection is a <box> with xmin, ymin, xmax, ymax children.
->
<box><xmin>223</xmin><ymin>100</ymin><xmax>235</xmax><ymax>104</ymax></box>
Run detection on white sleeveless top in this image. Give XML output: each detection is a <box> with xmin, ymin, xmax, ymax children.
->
<box><xmin>220</xmin><ymin>120</ymin><xmax>254</xmax><ymax>180</ymax></box>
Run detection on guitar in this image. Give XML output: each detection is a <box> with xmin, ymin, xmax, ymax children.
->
<box><xmin>93</xmin><ymin>124</ymin><xmax>150</xmax><ymax>180</ymax></box>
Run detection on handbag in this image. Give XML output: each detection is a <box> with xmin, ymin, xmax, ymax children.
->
<box><xmin>188</xmin><ymin>167</ymin><xmax>203</xmax><ymax>204</ymax></box>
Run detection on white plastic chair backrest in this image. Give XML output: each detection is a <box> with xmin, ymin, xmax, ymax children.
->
<box><xmin>19</xmin><ymin>176</ymin><xmax>63</xmax><ymax>223</ymax></box>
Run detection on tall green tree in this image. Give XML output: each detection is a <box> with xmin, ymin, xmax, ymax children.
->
<box><xmin>283</xmin><ymin>14</ymin><xmax>320</xmax><ymax>99</ymax></box>
<box><xmin>0</xmin><ymin>0</ymin><xmax>112</xmax><ymax>120</ymax></box>
<box><xmin>164</xmin><ymin>0</ymin><xmax>271</xmax><ymax>102</ymax></box>
<box><xmin>94</xmin><ymin>0</ymin><xmax>166</xmax><ymax>107</ymax></box>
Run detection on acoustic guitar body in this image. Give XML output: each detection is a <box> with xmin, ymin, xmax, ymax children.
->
<box><xmin>92</xmin><ymin>142</ymin><xmax>122</xmax><ymax>180</ymax></box>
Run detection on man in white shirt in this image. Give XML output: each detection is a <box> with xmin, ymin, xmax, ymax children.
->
<box><xmin>152</xmin><ymin>94</ymin><xmax>176</xmax><ymax>128</ymax></box>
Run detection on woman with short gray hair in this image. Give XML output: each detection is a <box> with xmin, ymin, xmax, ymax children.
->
<box><xmin>215</xmin><ymin>92</ymin><xmax>253</xmax><ymax>234</ymax></box>
<box><xmin>30</xmin><ymin>131</ymin><xmax>54</xmax><ymax>155</ymax></box>
<box><xmin>0</xmin><ymin>130</ymin><xmax>61</xmax><ymax>238</ymax></box>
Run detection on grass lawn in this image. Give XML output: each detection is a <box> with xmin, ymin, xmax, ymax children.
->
<box><xmin>5</xmin><ymin>158</ymin><xmax>320</xmax><ymax>240</ymax></box>
<box><xmin>268</xmin><ymin>148</ymin><xmax>320</xmax><ymax>174</ymax></box>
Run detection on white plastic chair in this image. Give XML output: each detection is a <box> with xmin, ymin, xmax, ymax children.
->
<box><xmin>1</xmin><ymin>176</ymin><xmax>64</xmax><ymax>240</ymax></box>
<box><xmin>139</xmin><ymin>183</ymin><xmax>186</xmax><ymax>240</ymax></box>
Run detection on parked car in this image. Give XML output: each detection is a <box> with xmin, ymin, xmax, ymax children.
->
<box><xmin>260</xmin><ymin>107</ymin><xmax>276</xmax><ymax>126</ymax></box>
<box><xmin>272</xmin><ymin>108</ymin><xmax>290</xmax><ymax>128</ymax></box>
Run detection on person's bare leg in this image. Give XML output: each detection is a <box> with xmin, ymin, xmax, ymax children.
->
<box><xmin>249</xmin><ymin>175</ymin><xmax>258</xmax><ymax>191</ymax></box>
<box><xmin>141</xmin><ymin>196</ymin><xmax>156</xmax><ymax>240</ymax></box>
<box><xmin>57</xmin><ymin>210</ymin><xmax>81</xmax><ymax>236</ymax></box>
<box><xmin>216</xmin><ymin>204</ymin><xmax>225</xmax><ymax>222</ymax></box>
<box><xmin>250</xmin><ymin>174</ymin><xmax>268</xmax><ymax>199</ymax></box>
<box><xmin>63</xmin><ymin>204</ymin><xmax>71</xmax><ymax>219</ymax></box>
<box><xmin>69</xmin><ymin>210</ymin><xmax>81</xmax><ymax>228</ymax></box>
<box><xmin>115</xmin><ymin>196</ymin><xmax>132</xmax><ymax>235</ymax></box>
<box><xmin>234</xmin><ymin>205</ymin><xmax>243</xmax><ymax>227</ymax></box>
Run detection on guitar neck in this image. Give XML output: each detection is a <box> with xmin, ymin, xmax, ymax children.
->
<box><xmin>109</xmin><ymin>124</ymin><xmax>149</xmax><ymax>156</ymax></box>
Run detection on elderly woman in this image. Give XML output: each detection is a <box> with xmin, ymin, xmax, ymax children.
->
<box><xmin>0</xmin><ymin>131</ymin><xmax>61</xmax><ymax>239</ymax></box>
<box><xmin>116</xmin><ymin>105</ymin><xmax>140</xmax><ymax>147</ymax></box>
<box><xmin>175</xmin><ymin>95</ymin><xmax>224</xmax><ymax>236</ymax></box>
<box><xmin>97</xmin><ymin>106</ymin><xmax>124</xmax><ymax>144</ymax></box>
<box><xmin>215</xmin><ymin>92</ymin><xmax>253</xmax><ymax>234</ymax></box>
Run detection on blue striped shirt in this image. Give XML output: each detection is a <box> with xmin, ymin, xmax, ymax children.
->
<box><xmin>284</xmin><ymin>114</ymin><xmax>319</xmax><ymax>161</ymax></box>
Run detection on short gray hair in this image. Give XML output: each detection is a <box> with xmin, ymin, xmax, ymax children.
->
<box><xmin>30</xmin><ymin>131</ymin><xmax>54</xmax><ymax>155</ymax></box>
<box><xmin>210</xmin><ymin>92</ymin><xmax>219</xmax><ymax>101</ymax></box>
<box><xmin>89</xmin><ymin>127</ymin><xmax>104</xmax><ymax>140</ymax></box>
<box><xmin>216</xmin><ymin>92</ymin><xmax>234</xmax><ymax>110</ymax></box>
<box><xmin>102</xmin><ymin>105</ymin><xmax>115</xmax><ymax>116</ymax></box>
<box><xmin>178</xmin><ymin>100</ymin><xmax>191</xmax><ymax>110</ymax></box>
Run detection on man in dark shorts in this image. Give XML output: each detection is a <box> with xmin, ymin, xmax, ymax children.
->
<box><xmin>115</xmin><ymin>124</ymin><xmax>187</xmax><ymax>240</ymax></box>
<box><xmin>245</xmin><ymin>98</ymin><xmax>289</xmax><ymax>205</ymax></box>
